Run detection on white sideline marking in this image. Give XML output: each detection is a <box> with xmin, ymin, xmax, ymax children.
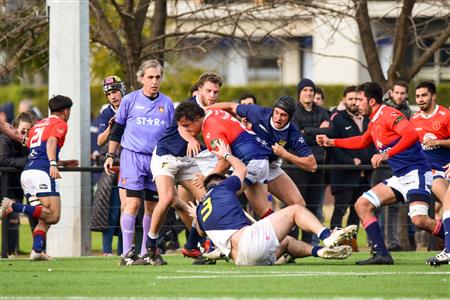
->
<box><xmin>153</xmin><ymin>270</ymin><xmax>450</xmax><ymax>279</ymax></box>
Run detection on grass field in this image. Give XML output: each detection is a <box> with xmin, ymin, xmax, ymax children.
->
<box><xmin>1</xmin><ymin>252</ymin><xmax>449</xmax><ymax>299</ymax></box>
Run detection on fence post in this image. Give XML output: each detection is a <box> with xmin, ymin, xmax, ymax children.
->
<box><xmin>1</xmin><ymin>172</ymin><xmax>9</xmax><ymax>258</ymax></box>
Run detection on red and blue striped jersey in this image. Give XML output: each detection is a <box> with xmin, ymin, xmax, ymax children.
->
<box><xmin>410</xmin><ymin>105</ymin><xmax>450</xmax><ymax>171</ymax></box>
<box><xmin>25</xmin><ymin>115</ymin><xmax>67</xmax><ymax>171</ymax></box>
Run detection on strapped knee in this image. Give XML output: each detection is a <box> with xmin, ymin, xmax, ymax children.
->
<box><xmin>362</xmin><ymin>191</ymin><xmax>381</xmax><ymax>208</ymax></box>
<box><xmin>408</xmin><ymin>204</ymin><xmax>429</xmax><ymax>217</ymax></box>
<box><xmin>28</xmin><ymin>195</ymin><xmax>42</xmax><ymax>207</ymax></box>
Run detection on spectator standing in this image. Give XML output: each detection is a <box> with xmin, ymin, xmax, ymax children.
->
<box><xmin>291</xmin><ymin>78</ymin><xmax>330</xmax><ymax>244</ymax></box>
<box><xmin>0</xmin><ymin>112</ymin><xmax>35</xmax><ymax>256</ymax></box>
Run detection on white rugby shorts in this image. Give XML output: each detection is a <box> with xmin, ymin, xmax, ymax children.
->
<box><xmin>151</xmin><ymin>150</ymin><xmax>201</xmax><ymax>183</ymax></box>
<box><xmin>21</xmin><ymin>169</ymin><xmax>59</xmax><ymax>197</ymax></box>
<box><xmin>235</xmin><ymin>218</ymin><xmax>279</xmax><ymax>266</ymax></box>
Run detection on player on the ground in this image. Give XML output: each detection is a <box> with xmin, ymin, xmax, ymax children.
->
<box><xmin>188</xmin><ymin>139</ymin><xmax>353</xmax><ymax>266</ymax></box>
<box><xmin>410</xmin><ymin>81</ymin><xmax>450</xmax><ymax>203</ymax></box>
<box><xmin>175</xmin><ymin>102</ymin><xmax>357</xmax><ymax>250</ymax></box>
<box><xmin>317</xmin><ymin>82</ymin><xmax>445</xmax><ymax>265</ymax></box>
<box><xmin>103</xmin><ymin>60</ymin><xmax>174</xmax><ymax>266</ymax></box>
<box><xmin>144</xmin><ymin>72</ymin><xmax>223</xmax><ymax>265</ymax></box>
<box><xmin>0</xmin><ymin>95</ymin><xmax>79</xmax><ymax>260</ymax></box>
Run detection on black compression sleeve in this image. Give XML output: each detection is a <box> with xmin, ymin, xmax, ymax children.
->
<box><xmin>109</xmin><ymin>121</ymin><xmax>125</xmax><ymax>143</ymax></box>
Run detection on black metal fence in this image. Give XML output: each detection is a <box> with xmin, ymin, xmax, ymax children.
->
<box><xmin>0</xmin><ymin>164</ymin><xmax>390</xmax><ymax>258</ymax></box>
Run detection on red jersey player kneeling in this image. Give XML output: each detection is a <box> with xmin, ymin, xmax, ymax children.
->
<box><xmin>317</xmin><ymin>81</ymin><xmax>444</xmax><ymax>265</ymax></box>
<box><xmin>0</xmin><ymin>95</ymin><xmax>79</xmax><ymax>260</ymax></box>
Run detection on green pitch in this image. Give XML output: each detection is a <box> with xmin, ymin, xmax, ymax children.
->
<box><xmin>1</xmin><ymin>252</ymin><xmax>449</xmax><ymax>299</ymax></box>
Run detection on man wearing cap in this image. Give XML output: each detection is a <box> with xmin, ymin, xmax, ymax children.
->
<box><xmin>291</xmin><ymin>78</ymin><xmax>331</xmax><ymax>244</ymax></box>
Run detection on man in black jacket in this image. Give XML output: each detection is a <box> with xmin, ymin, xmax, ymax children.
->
<box><xmin>291</xmin><ymin>78</ymin><xmax>330</xmax><ymax>244</ymax></box>
<box><xmin>327</xmin><ymin>86</ymin><xmax>375</xmax><ymax>249</ymax></box>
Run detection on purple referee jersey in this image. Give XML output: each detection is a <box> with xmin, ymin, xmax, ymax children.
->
<box><xmin>115</xmin><ymin>90</ymin><xmax>173</xmax><ymax>154</ymax></box>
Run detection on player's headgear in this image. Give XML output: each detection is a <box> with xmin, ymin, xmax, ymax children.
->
<box><xmin>273</xmin><ymin>96</ymin><xmax>296</xmax><ymax>121</ymax></box>
<box><xmin>103</xmin><ymin>75</ymin><xmax>126</xmax><ymax>96</ymax></box>
<box><xmin>49</xmin><ymin>95</ymin><xmax>73</xmax><ymax>112</ymax></box>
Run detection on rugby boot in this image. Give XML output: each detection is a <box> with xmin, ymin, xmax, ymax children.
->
<box><xmin>356</xmin><ymin>250</ymin><xmax>394</xmax><ymax>265</ymax></box>
<box><xmin>323</xmin><ymin>225</ymin><xmax>358</xmax><ymax>248</ymax></box>
<box><xmin>426</xmin><ymin>250</ymin><xmax>450</xmax><ymax>267</ymax></box>
<box><xmin>141</xmin><ymin>247</ymin><xmax>167</xmax><ymax>266</ymax></box>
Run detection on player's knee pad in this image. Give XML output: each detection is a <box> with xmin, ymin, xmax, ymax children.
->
<box><xmin>408</xmin><ymin>204</ymin><xmax>429</xmax><ymax>217</ymax></box>
<box><xmin>28</xmin><ymin>195</ymin><xmax>42</xmax><ymax>207</ymax></box>
<box><xmin>362</xmin><ymin>190</ymin><xmax>381</xmax><ymax>208</ymax></box>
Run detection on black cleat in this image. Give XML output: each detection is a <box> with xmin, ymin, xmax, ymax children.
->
<box><xmin>119</xmin><ymin>247</ymin><xmax>146</xmax><ymax>266</ymax></box>
<box><xmin>356</xmin><ymin>251</ymin><xmax>394</xmax><ymax>265</ymax></box>
<box><xmin>141</xmin><ymin>247</ymin><xmax>167</xmax><ymax>266</ymax></box>
<box><xmin>426</xmin><ymin>250</ymin><xmax>450</xmax><ymax>267</ymax></box>
<box><xmin>192</xmin><ymin>256</ymin><xmax>216</xmax><ymax>265</ymax></box>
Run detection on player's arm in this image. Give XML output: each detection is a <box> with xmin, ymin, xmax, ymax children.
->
<box><xmin>317</xmin><ymin>130</ymin><xmax>373</xmax><ymax>150</ymax></box>
<box><xmin>97</xmin><ymin>116</ymin><xmax>115</xmax><ymax>147</ymax></box>
<box><xmin>273</xmin><ymin>145</ymin><xmax>317</xmax><ymax>172</ymax></box>
<box><xmin>208</xmin><ymin>102</ymin><xmax>238</xmax><ymax>115</ymax></box>
<box><xmin>47</xmin><ymin>136</ymin><xmax>61</xmax><ymax>179</ymax></box>
<box><xmin>0</xmin><ymin>120</ymin><xmax>24</xmax><ymax>143</ymax></box>
<box><xmin>211</xmin><ymin>139</ymin><xmax>247</xmax><ymax>183</ymax></box>
<box><xmin>104</xmin><ymin>121</ymin><xmax>123</xmax><ymax>175</ymax></box>
<box><xmin>177</xmin><ymin>125</ymin><xmax>201</xmax><ymax>157</ymax></box>
<box><xmin>186</xmin><ymin>202</ymin><xmax>207</xmax><ymax>237</ymax></box>
<box><xmin>386</xmin><ymin>121</ymin><xmax>419</xmax><ymax>158</ymax></box>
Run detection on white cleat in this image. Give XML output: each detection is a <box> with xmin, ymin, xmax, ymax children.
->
<box><xmin>0</xmin><ymin>198</ymin><xmax>13</xmax><ymax>220</ymax></box>
<box><xmin>426</xmin><ymin>250</ymin><xmax>450</xmax><ymax>267</ymax></box>
<box><xmin>317</xmin><ymin>245</ymin><xmax>352</xmax><ymax>260</ymax></box>
<box><xmin>202</xmin><ymin>248</ymin><xmax>226</xmax><ymax>261</ymax></box>
<box><xmin>30</xmin><ymin>250</ymin><xmax>52</xmax><ymax>261</ymax></box>
<box><xmin>323</xmin><ymin>225</ymin><xmax>358</xmax><ymax>248</ymax></box>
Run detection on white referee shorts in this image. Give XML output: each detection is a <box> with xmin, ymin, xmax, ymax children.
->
<box><xmin>235</xmin><ymin>218</ymin><xmax>280</xmax><ymax>266</ymax></box>
<box><xmin>21</xmin><ymin>169</ymin><xmax>59</xmax><ymax>197</ymax></box>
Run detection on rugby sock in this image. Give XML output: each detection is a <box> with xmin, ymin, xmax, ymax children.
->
<box><xmin>140</xmin><ymin>214</ymin><xmax>152</xmax><ymax>256</ymax></box>
<box><xmin>11</xmin><ymin>202</ymin><xmax>42</xmax><ymax>218</ymax></box>
<box><xmin>431</xmin><ymin>220</ymin><xmax>445</xmax><ymax>239</ymax></box>
<box><xmin>311</xmin><ymin>246</ymin><xmax>323</xmax><ymax>257</ymax></box>
<box><xmin>146</xmin><ymin>232</ymin><xmax>158</xmax><ymax>249</ymax></box>
<box><xmin>185</xmin><ymin>225</ymin><xmax>201</xmax><ymax>250</ymax></box>
<box><xmin>363</xmin><ymin>216</ymin><xmax>389</xmax><ymax>256</ymax></box>
<box><xmin>318</xmin><ymin>227</ymin><xmax>331</xmax><ymax>240</ymax></box>
<box><xmin>32</xmin><ymin>230</ymin><xmax>45</xmax><ymax>253</ymax></box>
<box><xmin>121</xmin><ymin>213</ymin><xmax>135</xmax><ymax>254</ymax></box>
<box><xmin>443</xmin><ymin>211</ymin><xmax>450</xmax><ymax>252</ymax></box>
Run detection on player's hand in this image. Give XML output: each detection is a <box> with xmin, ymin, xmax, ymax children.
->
<box><xmin>104</xmin><ymin>157</ymin><xmax>114</xmax><ymax>175</ymax></box>
<box><xmin>353</xmin><ymin>158</ymin><xmax>361</xmax><ymax>165</ymax></box>
<box><xmin>60</xmin><ymin>159</ymin><xmax>79</xmax><ymax>168</ymax></box>
<box><xmin>211</xmin><ymin>139</ymin><xmax>231</xmax><ymax>158</ymax></box>
<box><xmin>187</xmin><ymin>201</ymin><xmax>198</xmax><ymax>219</ymax></box>
<box><xmin>444</xmin><ymin>163</ymin><xmax>450</xmax><ymax>179</ymax></box>
<box><xmin>186</xmin><ymin>139</ymin><xmax>201</xmax><ymax>157</ymax></box>
<box><xmin>193</xmin><ymin>173</ymin><xmax>205</xmax><ymax>189</ymax></box>
<box><xmin>49</xmin><ymin>165</ymin><xmax>61</xmax><ymax>179</ymax></box>
<box><xmin>371</xmin><ymin>153</ymin><xmax>388</xmax><ymax>168</ymax></box>
<box><xmin>319</xmin><ymin>120</ymin><xmax>330</xmax><ymax>128</ymax></box>
<box><xmin>423</xmin><ymin>138</ymin><xmax>440</xmax><ymax>148</ymax></box>
<box><xmin>316</xmin><ymin>135</ymin><xmax>334</xmax><ymax>147</ymax></box>
<box><xmin>271</xmin><ymin>143</ymin><xmax>287</xmax><ymax>157</ymax></box>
